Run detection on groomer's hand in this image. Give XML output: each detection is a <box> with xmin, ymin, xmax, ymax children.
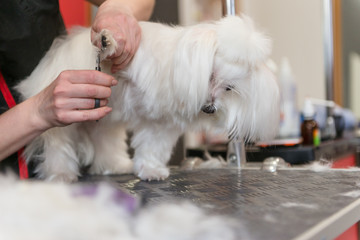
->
<box><xmin>32</xmin><ymin>70</ymin><xmax>117</xmax><ymax>129</ymax></box>
<box><xmin>91</xmin><ymin>0</ymin><xmax>141</xmax><ymax>73</ymax></box>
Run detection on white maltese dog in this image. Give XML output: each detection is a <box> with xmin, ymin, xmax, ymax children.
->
<box><xmin>16</xmin><ymin>15</ymin><xmax>280</xmax><ymax>182</ymax></box>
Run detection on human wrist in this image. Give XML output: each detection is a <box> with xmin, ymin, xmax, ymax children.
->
<box><xmin>100</xmin><ymin>0</ymin><xmax>134</xmax><ymax>17</ymax></box>
<box><xmin>28</xmin><ymin>95</ymin><xmax>53</xmax><ymax>133</ymax></box>
<box><xmin>99</xmin><ymin>0</ymin><xmax>154</xmax><ymax>21</ymax></box>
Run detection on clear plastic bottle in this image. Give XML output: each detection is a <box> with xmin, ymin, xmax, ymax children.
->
<box><xmin>301</xmin><ymin>99</ymin><xmax>321</xmax><ymax>146</ymax></box>
<box><xmin>278</xmin><ymin>57</ymin><xmax>300</xmax><ymax>138</ymax></box>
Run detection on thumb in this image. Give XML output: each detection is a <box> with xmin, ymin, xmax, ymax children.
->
<box><xmin>91</xmin><ymin>29</ymin><xmax>102</xmax><ymax>50</ymax></box>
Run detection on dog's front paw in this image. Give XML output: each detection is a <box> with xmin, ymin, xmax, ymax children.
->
<box><xmin>94</xmin><ymin>29</ymin><xmax>117</xmax><ymax>59</ymax></box>
<box><xmin>134</xmin><ymin>162</ymin><xmax>170</xmax><ymax>181</ymax></box>
<box><xmin>46</xmin><ymin>173</ymin><xmax>78</xmax><ymax>183</ymax></box>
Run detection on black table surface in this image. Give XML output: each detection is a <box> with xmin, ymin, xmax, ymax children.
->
<box><xmin>81</xmin><ymin>168</ymin><xmax>360</xmax><ymax>240</ymax></box>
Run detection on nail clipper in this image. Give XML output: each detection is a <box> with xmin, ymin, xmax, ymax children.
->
<box><xmin>95</xmin><ymin>35</ymin><xmax>109</xmax><ymax>72</ymax></box>
<box><xmin>94</xmin><ymin>35</ymin><xmax>110</xmax><ymax>122</ymax></box>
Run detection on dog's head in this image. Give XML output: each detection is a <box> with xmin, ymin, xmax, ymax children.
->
<box><xmin>173</xmin><ymin>16</ymin><xmax>280</xmax><ymax>142</ymax></box>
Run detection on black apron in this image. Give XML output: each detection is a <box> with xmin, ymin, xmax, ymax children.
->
<box><xmin>0</xmin><ymin>0</ymin><xmax>66</xmax><ymax>175</ymax></box>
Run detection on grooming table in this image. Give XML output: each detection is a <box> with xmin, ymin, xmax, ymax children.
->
<box><xmin>81</xmin><ymin>168</ymin><xmax>360</xmax><ymax>240</ymax></box>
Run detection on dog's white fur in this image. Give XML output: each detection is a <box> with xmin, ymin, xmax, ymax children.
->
<box><xmin>0</xmin><ymin>175</ymin><xmax>240</xmax><ymax>240</ymax></box>
<box><xmin>16</xmin><ymin>16</ymin><xmax>280</xmax><ymax>181</ymax></box>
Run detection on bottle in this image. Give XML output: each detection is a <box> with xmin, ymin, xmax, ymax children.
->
<box><xmin>278</xmin><ymin>57</ymin><xmax>300</xmax><ymax>138</ymax></box>
<box><xmin>301</xmin><ymin>99</ymin><xmax>321</xmax><ymax>146</ymax></box>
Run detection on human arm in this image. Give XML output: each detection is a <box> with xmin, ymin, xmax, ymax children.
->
<box><xmin>87</xmin><ymin>0</ymin><xmax>155</xmax><ymax>21</ymax></box>
<box><xmin>0</xmin><ymin>70</ymin><xmax>116</xmax><ymax>161</ymax></box>
<box><xmin>89</xmin><ymin>0</ymin><xmax>155</xmax><ymax>72</ymax></box>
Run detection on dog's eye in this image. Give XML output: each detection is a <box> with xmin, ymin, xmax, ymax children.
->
<box><xmin>225</xmin><ymin>85</ymin><xmax>234</xmax><ymax>91</ymax></box>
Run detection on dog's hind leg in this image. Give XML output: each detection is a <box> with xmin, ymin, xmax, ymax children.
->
<box><xmin>87</xmin><ymin>122</ymin><xmax>133</xmax><ymax>175</ymax></box>
<box><xmin>31</xmin><ymin>128</ymin><xmax>81</xmax><ymax>182</ymax></box>
<box><xmin>131</xmin><ymin>126</ymin><xmax>182</xmax><ymax>181</ymax></box>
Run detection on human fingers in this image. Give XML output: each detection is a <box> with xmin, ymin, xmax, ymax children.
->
<box><xmin>91</xmin><ymin>8</ymin><xmax>141</xmax><ymax>71</ymax></box>
<box><xmin>57</xmin><ymin>70</ymin><xmax>117</xmax><ymax>87</ymax></box>
<box><xmin>53</xmin><ymin>97</ymin><xmax>109</xmax><ymax>110</ymax></box>
<box><xmin>35</xmin><ymin>70</ymin><xmax>117</xmax><ymax>127</ymax></box>
<box><xmin>54</xmin><ymin>83</ymin><xmax>113</xmax><ymax>99</ymax></box>
<box><xmin>111</xmin><ymin>56</ymin><xmax>131</xmax><ymax>73</ymax></box>
<box><xmin>110</xmin><ymin>28</ymin><xmax>141</xmax><ymax>72</ymax></box>
<box><xmin>55</xmin><ymin>107</ymin><xmax>113</xmax><ymax>124</ymax></box>
<box><xmin>91</xmin><ymin>29</ymin><xmax>103</xmax><ymax>50</ymax></box>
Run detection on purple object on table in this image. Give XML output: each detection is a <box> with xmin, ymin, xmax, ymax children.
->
<box><xmin>71</xmin><ymin>184</ymin><xmax>139</xmax><ymax>213</ymax></box>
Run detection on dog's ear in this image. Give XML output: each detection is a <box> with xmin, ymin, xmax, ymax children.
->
<box><xmin>216</xmin><ymin>15</ymin><xmax>271</xmax><ymax>65</ymax></box>
<box><xmin>222</xmin><ymin>70</ymin><xmax>279</xmax><ymax>143</ymax></box>
<box><xmin>172</xmin><ymin>25</ymin><xmax>217</xmax><ymax>117</ymax></box>
<box><xmin>214</xmin><ymin>16</ymin><xmax>278</xmax><ymax>141</ymax></box>
<box><xmin>250</xmin><ymin>65</ymin><xmax>280</xmax><ymax>140</ymax></box>
<box><xmin>225</xmin><ymin>64</ymin><xmax>280</xmax><ymax>142</ymax></box>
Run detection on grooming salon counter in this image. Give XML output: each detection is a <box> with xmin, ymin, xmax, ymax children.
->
<box><xmin>82</xmin><ymin>168</ymin><xmax>360</xmax><ymax>240</ymax></box>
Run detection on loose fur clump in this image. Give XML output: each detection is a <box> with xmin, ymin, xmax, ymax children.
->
<box><xmin>0</xmin><ymin>175</ymin><xmax>239</xmax><ymax>240</ymax></box>
<box><xmin>16</xmin><ymin>15</ymin><xmax>280</xmax><ymax>182</ymax></box>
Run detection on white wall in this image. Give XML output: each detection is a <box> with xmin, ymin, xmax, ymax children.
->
<box><xmin>350</xmin><ymin>52</ymin><xmax>360</xmax><ymax>118</ymax></box>
<box><xmin>178</xmin><ymin>0</ymin><xmax>222</xmax><ymax>26</ymax></box>
<box><xmin>241</xmin><ymin>0</ymin><xmax>326</xmax><ymax>109</ymax></box>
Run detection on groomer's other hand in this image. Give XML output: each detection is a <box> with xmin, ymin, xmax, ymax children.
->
<box><xmin>91</xmin><ymin>0</ymin><xmax>141</xmax><ymax>73</ymax></box>
<box><xmin>33</xmin><ymin>70</ymin><xmax>117</xmax><ymax>129</ymax></box>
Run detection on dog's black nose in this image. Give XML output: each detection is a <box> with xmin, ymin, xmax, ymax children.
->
<box><xmin>201</xmin><ymin>104</ymin><xmax>217</xmax><ymax>114</ymax></box>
